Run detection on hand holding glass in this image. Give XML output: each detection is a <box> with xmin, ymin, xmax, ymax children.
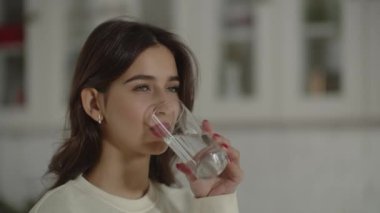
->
<box><xmin>146</xmin><ymin>100</ymin><xmax>228</xmax><ymax>179</ymax></box>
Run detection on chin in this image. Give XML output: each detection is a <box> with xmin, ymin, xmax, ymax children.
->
<box><xmin>148</xmin><ymin>140</ymin><xmax>169</xmax><ymax>155</ymax></box>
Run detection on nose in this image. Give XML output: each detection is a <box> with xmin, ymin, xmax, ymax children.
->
<box><xmin>155</xmin><ymin>108</ymin><xmax>167</xmax><ymax>117</ymax></box>
<box><xmin>152</xmin><ymin>99</ymin><xmax>181</xmax><ymax>124</ymax></box>
<box><xmin>153</xmin><ymin>87</ymin><xmax>180</xmax><ymax>110</ymax></box>
<box><xmin>154</xmin><ymin>101</ymin><xmax>175</xmax><ymax>116</ymax></box>
<box><xmin>155</xmin><ymin>87</ymin><xmax>176</xmax><ymax>104</ymax></box>
<box><xmin>148</xmin><ymin>86</ymin><xmax>181</xmax><ymax>123</ymax></box>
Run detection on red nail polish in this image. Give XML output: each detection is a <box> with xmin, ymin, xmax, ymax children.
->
<box><xmin>176</xmin><ymin>163</ymin><xmax>192</xmax><ymax>174</ymax></box>
<box><xmin>221</xmin><ymin>143</ymin><xmax>229</xmax><ymax>149</ymax></box>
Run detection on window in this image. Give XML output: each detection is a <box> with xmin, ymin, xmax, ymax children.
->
<box><xmin>304</xmin><ymin>0</ymin><xmax>341</xmax><ymax>96</ymax></box>
<box><xmin>0</xmin><ymin>0</ymin><xmax>25</xmax><ymax>107</ymax></box>
<box><xmin>219</xmin><ymin>0</ymin><xmax>256</xmax><ymax>99</ymax></box>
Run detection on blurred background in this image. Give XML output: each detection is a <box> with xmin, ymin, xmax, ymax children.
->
<box><xmin>1</xmin><ymin>0</ymin><xmax>380</xmax><ymax>212</ymax></box>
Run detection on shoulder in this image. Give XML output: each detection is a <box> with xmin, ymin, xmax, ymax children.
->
<box><xmin>29</xmin><ymin>180</ymin><xmax>78</xmax><ymax>213</ymax></box>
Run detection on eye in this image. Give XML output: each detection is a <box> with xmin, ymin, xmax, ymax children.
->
<box><xmin>168</xmin><ymin>86</ymin><xmax>180</xmax><ymax>93</ymax></box>
<box><xmin>133</xmin><ymin>84</ymin><xmax>151</xmax><ymax>92</ymax></box>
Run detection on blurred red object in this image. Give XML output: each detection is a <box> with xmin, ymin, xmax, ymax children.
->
<box><xmin>0</xmin><ymin>24</ymin><xmax>24</xmax><ymax>45</ymax></box>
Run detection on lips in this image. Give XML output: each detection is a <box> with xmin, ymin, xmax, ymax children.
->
<box><xmin>150</xmin><ymin>122</ymin><xmax>172</xmax><ymax>138</ymax></box>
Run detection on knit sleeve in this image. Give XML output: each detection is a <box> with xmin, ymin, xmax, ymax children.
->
<box><xmin>192</xmin><ymin>193</ymin><xmax>239</xmax><ymax>213</ymax></box>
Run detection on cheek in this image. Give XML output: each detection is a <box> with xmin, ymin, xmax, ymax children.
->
<box><xmin>112</xmin><ymin>102</ymin><xmax>143</xmax><ymax>130</ymax></box>
<box><xmin>105</xmin><ymin>95</ymin><xmax>149</xmax><ymax>143</ymax></box>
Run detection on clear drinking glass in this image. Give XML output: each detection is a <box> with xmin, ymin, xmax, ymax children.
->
<box><xmin>146</xmin><ymin>100</ymin><xmax>228</xmax><ymax>179</ymax></box>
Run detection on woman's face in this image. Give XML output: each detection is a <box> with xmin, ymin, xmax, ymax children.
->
<box><xmin>99</xmin><ymin>44</ymin><xmax>180</xmax><ymax>156</ymax></box>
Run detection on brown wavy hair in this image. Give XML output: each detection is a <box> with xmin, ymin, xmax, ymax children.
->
<box><xmin>48</xmin><ymin>18</ymin><xmax>198</xmax><ymax>188</ymax></box>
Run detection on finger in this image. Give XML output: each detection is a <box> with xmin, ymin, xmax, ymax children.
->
<box><xmin>225</xmin><ymin>145</ymin><xmax>240</xmax><ymax>165</ymax></box>
<box><xmin>220</xmin><ymin>145</ymin><xmax>243</xmax><ymax>183</ymax></box>
<box><xmin>201</xmin><ymin>120</ymin><xmax>213</xmax><ymax>135</ymax></box>
<box><xmin>212</xmin><ymin>136</ymin><xmax>239</xmax><ymax>165</ymax></box>
<box><xmin>212</xmin><ymin>134</ymin><xmax>237</xmax><ymax>163</ymax></box>
<box><xmin>176</xmin><ymin>163</ymin><xmax>197</xmax><ymax>182</ymax></box>
<box><xmin>212</xmin><ymin>133</ymin><xmax>231</xmax><ymax>146</ymax></box>
<box><xmin>221</xmin><ymin>160</ymin><xmax>244</xmax><ymax>183</ymax></box>
<box><xmin>211</xmin><ymin>134</ymin><xmax>241</xmax><ymax>172</ymax></box>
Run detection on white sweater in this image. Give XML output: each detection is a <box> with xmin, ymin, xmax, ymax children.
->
<box><xmin>30</xmin><ymin>175</ymin><xmax>239</xmax><ymax>213</ymax></box>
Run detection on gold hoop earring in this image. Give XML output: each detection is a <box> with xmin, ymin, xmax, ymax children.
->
<box><xmin>97</xmin><ymin>114</ymin><xmax>103</xmax><ymax>124</ymax></box>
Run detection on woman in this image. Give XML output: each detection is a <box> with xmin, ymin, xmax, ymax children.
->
<box><xmin>30</xmin><ymin>18</ymin><xmax>243</xmax><ymax>213</ymax></box>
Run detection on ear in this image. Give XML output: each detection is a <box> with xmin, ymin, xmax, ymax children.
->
<box><xmin>81</xmin><ymin>88</ymin><xmax>104</xmax><ymax>123</ymax></box>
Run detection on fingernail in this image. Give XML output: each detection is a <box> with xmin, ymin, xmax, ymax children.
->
<box><xmin>176</xmin><ymin>163</ymin><xmax>192</xmax><ymax>174</ymax></box>
<box><xmin>212</xmin><ymin>133</ymin><xmax>221</xmax><ymax>140</ymax></box>
<box><xmin>221</xmin><ymin>143</ymin><xmax>229</xmax><ymax>149</ymax></box>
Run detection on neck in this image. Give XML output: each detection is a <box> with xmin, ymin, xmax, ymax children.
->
<box><xmin>85</xmin><ymin>140</ymin><xmax>151</xmax><ymax>199</ymax></box>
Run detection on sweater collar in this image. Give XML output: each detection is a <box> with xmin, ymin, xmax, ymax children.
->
<box><xmin>74</xmin><ymin>175</ymin><xmax>158</xmax><ymax>212</ymax></box>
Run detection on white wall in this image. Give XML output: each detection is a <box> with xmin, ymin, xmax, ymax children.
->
<box><xmin>223</xmin><ymin>126</ymin><xmax>380</xmax><ymax>213</ymax></box>
<box><xmin>0</xmin><ymin>130</ymin><xmax>60</xmax><ymax>210</ymax></box>
<box><xmin>1</xmin><ymin>126</ymin><xmax>380</xmax><ymax>212</ymax></box>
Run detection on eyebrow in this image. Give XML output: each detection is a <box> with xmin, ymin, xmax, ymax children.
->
<box><xmin>123</xmin><ymin>74</ymin><xmax>180</xmax><ymax>84</ymax></box>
